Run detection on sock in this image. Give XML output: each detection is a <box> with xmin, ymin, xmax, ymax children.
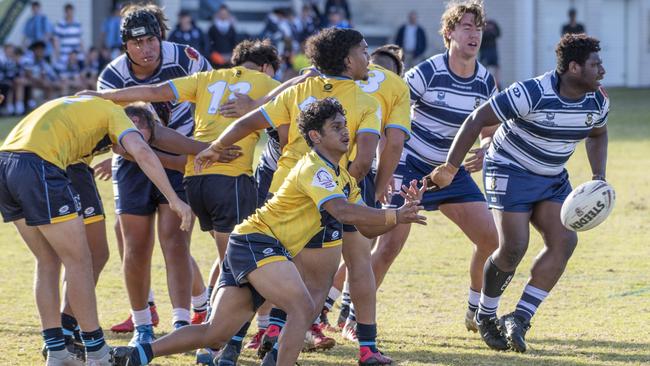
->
<box><xmin>514</xmin><ymin>284</ymin><xmax>549</xmax><ymax>322</ymax></box>
<box><xmin>256</xmin><ymin>314</ymin><xmax>270</xmax><ymax>330</ymax></box>
<box><xmin>207</xmin><ymin>285</ymin><xmax>214</xmax><ymax>302</ymax></box>
<box><xmin>128</xmin><ymin>342</ymin><xmax>154</xmax><ymax>366</ymax></box>
<box><xmin>347</xmin><ymin>303</ymin><xmax>356</xmax><ymax>323</ymax></box>
<box><xmin>132</xmin><ymin>306</ymin><xmax>152</xmax><ymax>327</ymax></box>
<box><xmin>42</xmin><ymin>327</ymin><xmax>66</xmax><ymax>352</ymax></box>
<box><xmin>61</xmin><ymin>313</ymin><xmax>77</xmax><ymax>337</ymax></box>
<box><xmin>356</xmin><ymin>323</ymin><xmax>378</xmax><ymax>353</ymax></box>
<box><xmin>228</xmin><ymin>322</ymin><xmax>250</xmax><ymax>353</ymax></box>
<box><xmin>325</xmin><ymin>287</ymin><xmax>341</xmax><ymax>311</ymax></box>
<box><xmin>341</xmin><ymin>282</ymin><xmax>351</xmax><ymax>308</ymax></box>
<box><xmin>192</xmin><ymin>289</ymin><xmax>209</xmax><ymax>312</ymax></box>
<box><xmin>268</xmin><ymin>308</ymin><xmax>287</xmax><ymax>333</ymax></box>
<box><xmin>477</xmin><ymin>257</ymin><xmax>515</xmax><ymax>322</ymax></box>
<box><xmin>468</xmin><ymin>288</ymin><xmax>481</xmax><ymax>313</ymax></box>
<box><xmin>171</xmin><ymin>308</ymin><xmax>191</xmax><ymax>328</ymax></box>
<box><xmin>147</xmin><ymin>290</ymin><xmax>155</xmax><ymax>304</ymax></box>
<box><xmin>80</xmin><ymin>328</ymin><xmax>106</xmax><ymax>353</ymax></box>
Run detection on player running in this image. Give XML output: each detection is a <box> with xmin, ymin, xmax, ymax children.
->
<box><xmin>429</xmin><ymin>33</ymin><xmax>609</xmax><ymax>352</ymax></box>
<box><xmin>0</xmin><ymin>96</ymin><xmax>192</xmax><ymax>366</ymax></box>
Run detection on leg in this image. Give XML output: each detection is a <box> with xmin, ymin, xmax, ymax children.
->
<box><xmin>119</xmin><ymin>214</ymin><xmax>155</xmax><ymax>319</ymax></box>
<box><xmin>371</xmin><ymin>223</ymin><xmax>411</xmax><ymax>288</ymax></box>
<box><xmin>207</xmin><ymin>231</ymin><xmax>229</xmax><ymax>293</ymax></box>
<box><xmin>248</xmin><ymin>261</ymin><xmax>316</xmax><ymax>366</ymax></box>
<box><xmin>157</xmin><ymin>205</ymin><xmax>193</xmax><ymax>325</ymax></box>
<box><xmin>13</xmin><ymin>219</ymin><xmax>62</xmax><ymax>330</ymax></box>
<box><xmin>342</xmin><ymin>230</ymin><xmax>376</xmax><ymax>325</ymax></box>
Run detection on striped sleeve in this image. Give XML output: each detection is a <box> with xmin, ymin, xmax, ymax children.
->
<box><xmin>404</xmin><ymin>60</ymin><xmax>434</xmax><ymax>103</ymax></box>
<box><xmin>489</xmin><ymin>81</ymin><xmax>538</xmax><ymax>122</ymax></box>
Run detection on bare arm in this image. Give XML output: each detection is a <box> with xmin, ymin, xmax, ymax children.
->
<box><xmin>120</xmin><ymin>132</ymin><xmax>192</xmax><ymax>230</ymax></box>
<box><xmin>278</xmin><ymin>124</ymin><xmax>289</xmax><ymax>150</ymax></box>
<box><xmin>348</xmin><ymin>132</ymin><xmax>380</xmax><ymax>182</ymax></box>
<box><xmin>152</xmin><ymin>124</ymin><xmax>209</xmax><ymax>155</ymax></box>
<box><xmin>374</xmin><ymin>128</ymin><xmax>406</xmax><ymax>202</ymax></box>
<box><xmin>77</xmin><ymin>82</ymin><xmax>175</xmax><ymax>104</ymax></box>
<box><xmin>585</xmin><ymin>125</ymin><xmax>608</xmax><ymax>180</ymax></box>
<box><xmin>464</xmin><ymin>124</ymin><xmax>500</xmax><ymax>173</ymax></box>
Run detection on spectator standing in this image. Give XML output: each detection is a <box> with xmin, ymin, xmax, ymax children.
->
<box><xmin>479</xmin><ymin>19</ymin><xmax>500</xmax><ymax>88</ymax></box>
<box><xmin>101</xmin><ymin>4</ymin><xmax>123</xmax><ymax>59</ymax></box>
<box><xmin>324</xmin><ymin>0</ymin><xmax>351</xmax><ymax>24</ymax></box>
<box><xmin>394</xmin><ymin>11</ymin><xmax>427</xmax><ymax>69</ymax></box>
<box><xmin>22</xmin><ymin>2</ymin><xmax>54</xmax><ymax>59</ymax></box>
<box><xmin>562</xmin><ymin>8</ymin><xmax>585</xmax><ymax>35</ymax></box>
<box><xmin>207</xmin><ymin>5</ymin><xmax>237</xmax><ymax>67</ymax></box>
<box><xmin>53</xmin><ymin>3</ymin><xmax>84</xmax><ymax>63</ymax></box>
<box><xmin>168</xmin><ymin>10</ymin><xmax>209</xmax><ymax>58</ymax></box>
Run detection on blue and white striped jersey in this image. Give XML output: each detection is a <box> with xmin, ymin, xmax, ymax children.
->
<box><xmin>487</xmin><ymin>70</ymin><xmax>609</xmax><ymax>176</ymax></box>
<box><xmin>53</xmin><ymin>20</ymin><xmax>83</xmax><ymax>61</ymax></box>
<box><xmin>259</xmin><ymin>127</ymin><xmax>281</xmax><ymax>171</ymax></box>
<box><xmin>97</xmin><ymin>41</ymin><xmax>211</xmax><ymax>137</ymax></box>
<box><xmin>404</xmin><ymin>52</ymin><xmax>496</xmax><ymax>166</ymax></box>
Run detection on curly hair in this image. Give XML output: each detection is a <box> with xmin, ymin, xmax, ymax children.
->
<box><xmin>371</xmin><ymin>44</ymin><xmax>404</xmax><ymax>76</ymax></box>
<box><xmin>555</xmin><ymin>33</ymin><xmax>601</xmax><ymax>74</ymax></box>
<box><xmin>305</xmin><ymin>28</ymin><xmax>364</xmax><ymax>75</ymax></box>
<box><xmin>299</xmin><ymin>98</ymin><xmax>346</xmax><ymax>148</ymax></box>
<box><xmin>121</xmin><ymin>2</ymin><xmax>170</xmax><ymax>38</ymax></box>
<box><xmin>439</xmin><ymin>0</ymin><xmax>485</xmax><ymax>49</ymax></box>
<box><xmin>231</xmin><ymin>39</ymin><xmax>280</xmax><ymax>73</ymax></box>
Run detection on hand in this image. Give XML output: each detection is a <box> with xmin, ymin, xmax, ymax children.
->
<box><xmin>194</xmin><ymin>142</ymin><xmax>224</xmax><ymax>173</ymax></box>
<box><xmin>396</xmin><ymin>201</ymin><xmax>426</xmax><ymax>226</ymax></box>
<box><xmin>375</xmin><ymin>182</ymin><xmax>391</xmax><ymax>205</ymax></box>
<box><xmin>424</xmin><ymin>162</ymin><xmax>458</xmax><ymax>190</ymax></box>
<box><xmin>76</xmin><ymin>89</ymin><xmax>102</xmax><ymax>97</ymax></box>
<box><xmin>169</xmin><ymin>199</ymin><xmax>193</xmax><ymax>231</ymax></box>
<box><xmin>400</xmin><ymin>179</ymin><xmax>426</xmax><ymax>204</ymax></box>
<box><xmin>219</xmin><ymin>93</ymin><xmax>256</xmax><ymax>118</ymax></box>
<box><xmin>216</xmin><ymin>145</ymin><xmax>243</xmax><ymax>163</ymax></box>
<box><xmin>92</xmin><ymin>158</ymin><xmax>113</xmax><ymax>181</ymax></box>
<box><xmin>464</xmin><ymin>147</ymin><xmax>487</xmax><ymax>173</ymax></box>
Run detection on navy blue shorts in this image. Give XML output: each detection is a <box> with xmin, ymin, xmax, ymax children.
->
<box><xmin>359</xmin><ymin>170</ymin><xmax>380</xmax><ymax>208</ymax></box>
<box><xmin>218</xmin><ymin>233</ymin><xmax>291</xmax><ymax>306</ymax></box>
<box><xmin>0</xmin><ymin>152</ymin><xmax>81</xmax><ymax>226</ymax></box>
<box><xmin>184</xmin><ymin>174</ymin><xmax>257</xmax><ymax>233</ymax></box>
<box><xmin>66</xmin><ymin>163</ymin><xmax>105</xmax><ymax>224</ymax></box>
<box><xmin>389</xmin><ymin>155</ymin><xmax>485</xmax><ymax>210</ymax></box>
<box><xmin>484</xmin><ymin>162</ymin><xmax>572</xmax><ymax>212</ymax></box>
<box><xmin>217</xmin><ymin>256</ymin><xmax>266</xmax><ymax>311</ymax></box>
<box><xmin>304</xmin><ymin>222</ymin><xmax>344</xmax><ymax>249</ymax></box>
<box><xmin>254</xmin><ymin>163</ymin><xmax>275</xmax><ymax>208</ymax></box>
<box><xmin>112</xmin><ymin>157</ymin><xmax>186</xmax><ymax>215</ymax></box>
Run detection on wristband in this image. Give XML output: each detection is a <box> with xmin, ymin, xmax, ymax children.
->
<box><xmin>385</xmin><ymin>209</ymin><xmax>397</xmax><ymax>225</ymax></box>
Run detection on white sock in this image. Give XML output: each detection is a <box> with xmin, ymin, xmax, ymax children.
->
<box><xmin>192</xmin><ymin>289</ymin><xmax>209</xmax><ymax>311</ymax></box>
<box><xmin>468</xmin><ymin>288</ymin><xmax>481</xmax><ymax>311</ymax></box>
<box><xmin>131</xmin><ymin>306</ymin><xmax>152</xmax><ymax>327</ymax></box>
<box><xmin>171</xmin><ymin>308</ymin><xmax>191</xmax><ymax>325</ymax></box>
<box><xmin>256</xmin><ymin>314</ymin><xmax>270</xmax><ymax>329</ymax></box>
<box><xmin>147</xmin><ymin>289</ymin><xmax>155</xmax><ymax>304</ymax></box>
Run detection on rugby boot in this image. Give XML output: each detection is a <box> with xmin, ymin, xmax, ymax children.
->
<box><xmin>191</xmin><ymin>310</ymin><xmax>208</xmax><ymax>325</ymax></box>
<box><xmin>213</xmin><ymin>343</ymin><xmax>240</xmax><ymax>366</ymax></box>
<box><xmin>257</xmin><ymin>324</ymin><xmax>280</xmax><ymax>359</ymax></box>
<box><xmin>476</xmin><ymin>315</ymin><xmax>509</xmax><ymax>351</ymax></box>
<box><xmin>341</xmin><ymin>321</ymin><xmax>358</xmax><ymax>342</ymax></box>
<box><xmin>303</xmin><ymin>324</ymin><xmax>336</xmax><ymax>351</ymax></box>
<box><xmin>85</xmin><ymin>344</ymin><xmax>114</xmax><ymax>366</ymax></box>
<box><xmin>128</xmin><ymin>325</ymin><xmax>155</xmax><ymax>347</ymax></box>
<box><xmin>244</xmin><ymin>328</ymin><xmax>265</xmax><ymax>349</ymax></box>
<box><xmin>260</xmin><ymin>350</ymin><xmax>276</xmax><ymax>366</ymax></box>
<box><xmin>42</xmin><ymin>335</ymin><xmax>85</xmax><ymax>361</ymax></box>
<box><xmin>45</xmin><ymin>351</ymin><xmax>84</xmax><ymax>366</ymax></box>
<box><xmin>465</xmin><ymin>308</ymin><xmax>479</xmax><ymax>333</ymax></box>
<box><xmin>111</xmin><ymin>306</ymin><xmax>159</xmax><ymax>333</ymax></box>
<box><xmin>500</xmin><ymin>312</ymin><xmax>531</xmax><ymax>353</ymax></box>
<box><xmin>358</xmin><ymin>346</ymin><xmax>392</xmax><ymax>365</ymax></box>
<box><xmin>195</xmin><ymin>348</ymin><xmax>217</xmax><ymax>366</ymax></box>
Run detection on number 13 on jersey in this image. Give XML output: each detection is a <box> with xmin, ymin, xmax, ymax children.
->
<box><xmin>207</xmin><ymin>81</ymin><xmax>252</xmax><ymax>114</ymax></box>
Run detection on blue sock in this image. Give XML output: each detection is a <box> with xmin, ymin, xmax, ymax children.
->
<box><xmin>60</xmin><ymin>313</ymin><xmax>77</xmax><ymax>337</ymax></box>
<box><xmin>129</xmin><ymin>343</ymin><xmax>154</xmax><ymax>366</ymax></box>
<box><xmin>514</xmin><ymin>284</ymin><xmax>549</xmax><ymax>323</ymax></box>
<box><xmin>42</xmin><ymin>327</ymin><xmax>66</xmax><ymax>352</ymax></box>
<box><xmin>173</xmin><ymin>320</ymin><xmax>189</xmax><ymax>329</ymax></box>
<box><xmin>229</xmin><ymin>321</ymin><xmax>250</xmax><ymax>353</ymax></box>
<box><xmin>80</xmin><ymin>328</ymin><xmax>106</xmax><ymax>353</ymax></box>
<box><xmin>268</xmin><ymin>308</ymin><xmax>286</xmax><ymax>330</ymax></box>
<box><xmin>356</xmin><ymin>323</ymin><xmax>378</xmax><ymax>353</ymax></box>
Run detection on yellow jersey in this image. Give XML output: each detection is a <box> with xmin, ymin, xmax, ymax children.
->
<box><xmin>1</xmin><ymin>96</ymin><xmax>138</xmax><ymax>170</ymax></box>
<box><xmin>260</xmin><ymin>75</ymin><xmax>380</xmax><ymax>193</ymax></box>
<box><xmin>235</xmin><ymin>150</ymin><xmax>361</xmax><ymax>256</ymax></box>
<box><xmin>356</xmin><ymin>64</ymin><xmax>411</xmax><ymax>138</ymax></box>
<box><xmin>168</xmin><ymin>66</ymin><xmax>280</xmax><ymax>177</ymax></box>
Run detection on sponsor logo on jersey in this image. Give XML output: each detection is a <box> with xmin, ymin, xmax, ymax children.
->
<box><xmin>184</xmin><ymin>46</ymin><xmax>199</xmax><ymax>61</ymax></box>
<box><xmin>312</xmin><ymin>168</ymin><xmax>336</xmax><ymax>191</ymax></box>
<box><xmin>324</xmin><ymin>83</ymin><xmax>333</xmax><ymax>91</ymax></box>
<box><xmin>84</xmin><ymin>207</ymin><xmax>96</xmax><ymax>216</ymax></box>
<box><xmin>262</xmin><ymin>247</ymin><xmax>274</xmax><ymax>256</ymax></box>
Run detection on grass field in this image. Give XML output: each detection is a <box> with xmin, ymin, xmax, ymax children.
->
<box><xmin>0</xmin><ymin>88</ymin><xmax>649</xmax><ymax>365</ymax></box>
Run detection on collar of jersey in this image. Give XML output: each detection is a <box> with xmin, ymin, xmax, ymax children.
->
<box><xmin>443</xmin><ymin>51</ymin><xmax>478</xmax><ymax>83</ymax></box>
<box><xmin>550</xmin><ymin>70</ymin><xmax>588</xmax><ymax>105</ymax></box>
<box><xmin>322</xmin><ymin>74</ymin><xmax>352</xmax><ymax>81</ymax></box>
<box><xmin>314</xmin><ymin>150</ymin><xmax>340</xmax><ymax>175</ymax></box>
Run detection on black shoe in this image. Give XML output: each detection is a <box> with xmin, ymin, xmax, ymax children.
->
<box><xmin>112</xmin><ymin>346</ymin><xmax>136</xmax><ymax>366</ymax></box>
<box><xmin>476</xmin><ymin>316</ymin><xmax>510</xmax><ymax>351</ymax></box>
<box><xmin>500</xmin><ymin>312</ymin><xmax>530</xmax><ymax>353</ymax></box>
<box><xmin>214</xmin><ymin>343</ymin><xmax>240</xmax><ymax>366</ymax></box>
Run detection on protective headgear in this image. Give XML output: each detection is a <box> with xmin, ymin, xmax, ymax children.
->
<box><xmin>121</xmin><ymin>10</ymin><xmax>161</xmax><ymax>44</ymax></box>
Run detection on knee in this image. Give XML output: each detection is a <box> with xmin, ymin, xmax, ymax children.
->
<box><xmin>374</xmin><ymin>240</ymin><xmax>403</xmax><ymax>264</ymax></box>
<box><xmin>554</xmin><ymin>234</ymin><xmax>578</xmax><ymax>261</ymax></box>
<box><xmin>495</xmin><ymin>242</ymin><xmax>527</xmax><ymax>270</ymax></box>
<box><xmin>36</xmin><ymin>256</ymin><xmax>61</xmax><ymax>275</ymax></box>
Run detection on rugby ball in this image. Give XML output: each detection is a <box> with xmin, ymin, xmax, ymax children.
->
<box><xmin>560</xmin><ymin>180</ymin><xmax>615</xmax><ymax>232</ymax></box>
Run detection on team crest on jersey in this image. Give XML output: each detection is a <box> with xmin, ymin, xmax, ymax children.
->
<box><xmin>312</xmin><ymin>168</ymin><xmax>337</xmax><ymax>191</ymax></box>
<box><xmin>437</xmin><ymin>91</ymin><xmax>445</xmax><ymax>100</ymax></box>
<box><xmin>513</xmin><ymin>87</ymin><xmax>521</xmax><ymax>98</ymax></box>
<box><xmin>324</xmin><ymin>83</ymin><xmax>333</xmax><ymax>91</ymax></box>
<box><xmin>184</xmin><ymin>46</ymin><xmax>199</xmax><ymax>61</ymax></box>
<box><xmin>585</xmin><ymin>113</ymin><xmax>594</xmax><ymax>126</ymax></box>
<box><xmin>474</xmin><ymin>97</ymin><xmax>482</xmax><ymax>109</ymax></box>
